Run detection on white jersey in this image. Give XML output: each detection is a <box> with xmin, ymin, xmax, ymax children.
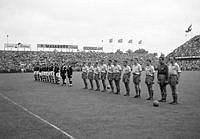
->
<box><xmin>107</xmin><ymin>64</ymin><xmax>114</xmax><ymax>73</ymax></box>
<box><xmin>168</xmin><ymin>63</ymin><xmax>181</xmax><ymax>75</ymax></box>
<box><xmin>145</xmin><ymin>65</ymin><xmax>155</xmax><ymax>76</ymax></box>
<box><xmin>132</xmin><ymin>63</ymin><xmax>142</xmax><ymax>75</ymax></box>
<box><xmin>88</xmin><ymin>66</ymin><xmax>94</xmax><ymax>73</ymax></box>
<box><xmin>100</xmin><ymin>64</ymin><xmax>107</xmax><ymax>73</ymax></box>
<box><xmin>94</xmin><ymin>66</ymin><xmax>100</xmax><ymax>74</ymax></box>
<box><xmin>82</xmin><ymin>65</ymin><xmax>89</xmax><ymax>73</ymax></box>
<box><xmin>123</xmin><ymin>66</ymin><xmax>131</xmax><ymax>74</ymax></box>
<box><xmin>113</xmin><ymin>64</ymin><xmax>122</xmax><ymax>73</ymax></box>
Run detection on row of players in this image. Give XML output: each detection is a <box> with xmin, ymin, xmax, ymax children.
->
<box><xmin>81</xmin><ymin>56</ymin><xmax>181</xmax><ymax>105</ymax></box>
<box><xmin>33</xmin><ymin>55</ymin><xmax>181</xmax><ymax>105</ymax></box>
<box><xmin>33</xmin><ymin>63</ymin><xmax>73</xmax><ymax>86</ymax></box>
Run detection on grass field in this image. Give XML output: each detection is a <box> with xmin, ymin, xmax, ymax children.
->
<box><xmin>0</xmin><ymin>71</ymin><xmax>200</xmax><ymax>139</ymax></box>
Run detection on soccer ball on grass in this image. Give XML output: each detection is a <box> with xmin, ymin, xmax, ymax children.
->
<box><xmin>153</xmin><ymin>100</ymin><xmax>159</xmax><ymax>107</ymax></box>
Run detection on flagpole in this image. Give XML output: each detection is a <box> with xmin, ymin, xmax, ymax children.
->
<box><xmin>6</xmin><ymin>34</ymin><xmax>8</xmax><ymax>51</ymax></box>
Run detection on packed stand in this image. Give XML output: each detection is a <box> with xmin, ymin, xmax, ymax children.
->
<box><xmin>0</xmin><ymin>50</ymin><xmax>158</xmax><ymax>73</ymax></box>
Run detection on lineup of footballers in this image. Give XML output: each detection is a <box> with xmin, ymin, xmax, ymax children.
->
<box><xmin>81</xmin><ymin>55</ymin><xmax>181</xmax><ymax>105</ymax></box>
<box><xmin>33</xmin><ymin>62</ymin><xmax>73</xmax><ymax>86</ymax></box>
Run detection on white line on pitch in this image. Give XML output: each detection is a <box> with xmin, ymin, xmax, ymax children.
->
<box><xmin>0</xmin><ymin>93</ymin><xmax>75</xmax><ymax>139</ymax></box>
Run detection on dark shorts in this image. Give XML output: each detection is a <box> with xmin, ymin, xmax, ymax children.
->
<box><xmin>88</xmin><ymin>72</ymin><xmax>93</xmax><ymax>80</ymax></box>
<box><xmin>68</xmin><ymin>75</ymin><xmax>72</xmax><ymax>79</ymax></box>
<box><xmin>123</xmin><ymin>73</ymin><xmax>130</xmax><ymax>83</ymax></box>
<box><xmin>82</xmin><ymin>72</ymin><xmax>87</xmax><ymax>79</ymax></box>
<box><xmin>169</xmin><ymin>75</ymin><xmax>178</xmax><ymax>86</ymax></box>
<box><xmin>113</xmin><ymin>73</ymin><xmax>121</xmax><ymax>80</ymax></box>
<box><xmin>133</xmin><ymin>74</ymin><xmax>141</xmax><ymax>84</ymax></box>
<box><xmin>107</xmin><ymin>73</ymin><xmax>113</xmax><ymax>81</ymax></box>
<box><xmin>145</xmin><ymin>75</ymin><xmax>154</xmax><ymax>85</ymax></box>
<box><xmin>61</xmin><ymin>75</ymin><xmax>66</xmax><ymax>79</ymax></box>
<box><xmin>101</xmin><ymin>72</ymin><xmax>107</xmax><ymax>80</ymax></box>
<box><xmin>158</xmin><ymin>74</ymin><xmax>167</xmax><ymax>86</ymax></box>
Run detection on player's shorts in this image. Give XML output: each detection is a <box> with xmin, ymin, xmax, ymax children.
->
<box><xmin>169</xmin><ymin>74</ymin><xmax>178</xmax><ymax>86</ymax></box>
<box><xmin>88</xmin><ymin>72</ymin><xmax>94</xmax><ymax>80</ymax></box>
<box><xmin>113</xmin><ymin>73</ymin><xmax>121</xmax><ymax>80</ymax></box>
<box><xmin>123</xmin><ymin>73</ymin><xmax>130</xmax><ymax>83</ymax></box>
<box><xmin>145</xmin><ymin>75</ymin><xmax>154</xmax><ymax>85</ymax></box>
<box><xmin>157</xmin><ymin>74</ymin><xmax>167</xmax><ymax>86</ymax></box>
<box><xmin>133</xmin><ymin>74</ymin><xmax>141</xmax><ymax>84</ymax></box>
<box><xmin>101</xmin><ymin>72</ymin><xmax>107</xmax><ymax>80</ymax></box>
<box><xmin>82</xmin><ymin>72</ymin><xmax>87</xmax><ymax>79</ymax></box>
<box><xmin>68</xmin><ymin>74</ymin><xmax>72</xmax><ymax>79</ymax></box>
<box><xmin>107</xmin><ymin>73</ymin><xmax>113</xmax><ymax>81</ymax></box>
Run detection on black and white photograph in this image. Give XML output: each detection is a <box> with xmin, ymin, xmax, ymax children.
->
<box><xmin>0</xmin><ymin>0</ymin><xmax>200</xmax><ymax>138</ymax></box>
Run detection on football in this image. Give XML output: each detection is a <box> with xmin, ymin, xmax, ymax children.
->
<box><xmin>153</xmin><ymin>100</ymin><xmax>159</xmax><ymax>107</ymax></box>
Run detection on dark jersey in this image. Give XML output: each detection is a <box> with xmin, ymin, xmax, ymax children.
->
<box><xmin>54</xmin><ymin>66</ymin><xmax>59</xmax><ymax>73</ymax></box>
<box><xmin>60</xmin><ymin>65</ymin><xmax>67</xmax><ymax>77</ymax></box>
<box><xmin>67</xmin><ymin>66</ymin><xmax>73</xmax><ymax>78</ymax></box>
<box><xmin>157</xmin><ymin>63</ymin><xmax>168</xmax><ymax>79</ymax></box>
<box><xmin>34</xmin><ymin>66</ymin><xmax>40</xmax><ymax>71</ymax></box>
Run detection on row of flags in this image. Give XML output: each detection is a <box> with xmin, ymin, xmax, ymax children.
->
<box><xmin>102</xmin><ymin>39</ymin><xmax>142</xmax><ymax>44</ymax></box>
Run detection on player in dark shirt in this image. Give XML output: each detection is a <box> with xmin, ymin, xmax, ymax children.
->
<box><xmin>60</xmin><ymin>62</ymin><xmax>67</xmax><ymax>85</ymax></box>
<box><xmin>67</xmin><ymin>63</ymin><xmax>73</xmax><ymax>86</ymax></box>
<box><xmin>53</xmin><ymin>62</ymin><xmax>59</xmax><ymax>84</ymax></box>
<box><xmin>157</xmin><ymin>55</ymin><xmax>168</xmax><ymax>102</ymax></box>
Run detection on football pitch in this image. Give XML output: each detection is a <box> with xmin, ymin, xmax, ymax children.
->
<box><xmin>0</xmin><ymin>71</ymin><xmax>200</xmax><ymax>139</ymax></box>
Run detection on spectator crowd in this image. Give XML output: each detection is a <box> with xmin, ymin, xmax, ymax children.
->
<box><xmin>0</xmin><ymin>35</ymin><xmax>200</xmax><ymax>73</ymax></box>
<box><xmin>0</xmin><ymin>50</ymin><xmax>158</xmax><ymax>73</ymax></box>
<box><xmin>167</xmin><ymin>35</ymin><xmax>200</xmax><ymax>71</ymax></box>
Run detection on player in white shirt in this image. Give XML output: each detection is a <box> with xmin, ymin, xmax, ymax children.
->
<box><xmin>107</xmin><ymin>60</ymin><xmax>114</xmax><ymax>93</ymax></box>
<box><xmin>168</xmin><ymin>57</ymin><xmax>181</xmax><ymax>104</ymax></box>
<box><xmin>131</xmin><ymin>58</ymin><xmax>142</xmax><ymax>98</ymax></box>
<box><xmin>113</xmin><ymin>60</ymin><xmax>122</xmax><ymax>94</ymax></box>
<box><xmin>88</xmin><ymin>62</ymin><xmax>94</xmax><ymax>90</ymax></box>
<box><xmin>122</xmin><ymin>60</ymin><xmax>131</xmax><ymax>96</ymax></box>
<box><xmin>94</xmin><ymin>62</ymin><xmax>101</xmax><ymax>91</ymax></box>
<box><xmin>100</xmin><ymin>60</ymin><xmax>107</xmax><ymax>92</ymax></box>
<box><xmin>82</xmin><ymin>62</ymin><xmax>88</xmax><ymax>89</ymax></box>
<box><xmin>145</xmin><ymin>59</ymin><xmax>155</xmax><ymax>100</ymax></box>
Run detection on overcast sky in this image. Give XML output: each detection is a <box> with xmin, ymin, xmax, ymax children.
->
<box><xmin>0</xmin><ymin>0</ymin><xmax>200</xmax><ymax>55</ymax></box>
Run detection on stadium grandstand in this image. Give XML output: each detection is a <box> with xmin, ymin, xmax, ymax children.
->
<box><xmin>1</xmin><ymin>35</ymin><xmax>200</xmax><ymax>73</ymax></box>
<box><xmin>0</xmin><ymin>49</ymin><xmax>158</xmax><ymax>73</ymax></box>
<box><xmin>167</xmin><ymin>35</ymin><xmax>200</xmax><ymax>71</ymax></box>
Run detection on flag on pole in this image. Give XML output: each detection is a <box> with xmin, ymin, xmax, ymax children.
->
<box><xmin>138</xmin><ymin>40</ymin><xmax>142</xmax><ymax>44</ymax></box>
<box><xmin>118</xmin><ymin>39</ymin><xmax>123</xmax><ymax>43</ymax></box>
<box><xmin>6</xmin><ymin>34</ymin><xmax>9</xmax><ymax>38</ymax></box>
<box><xmin>109</xmin><ymin>38</ymin><xmax>113</xmax><ymax>43</ymax></box>
<box><xmin>128</xmin><ymin>39</ymin><xmax>133</xmax><ymax>43</ymax></box>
